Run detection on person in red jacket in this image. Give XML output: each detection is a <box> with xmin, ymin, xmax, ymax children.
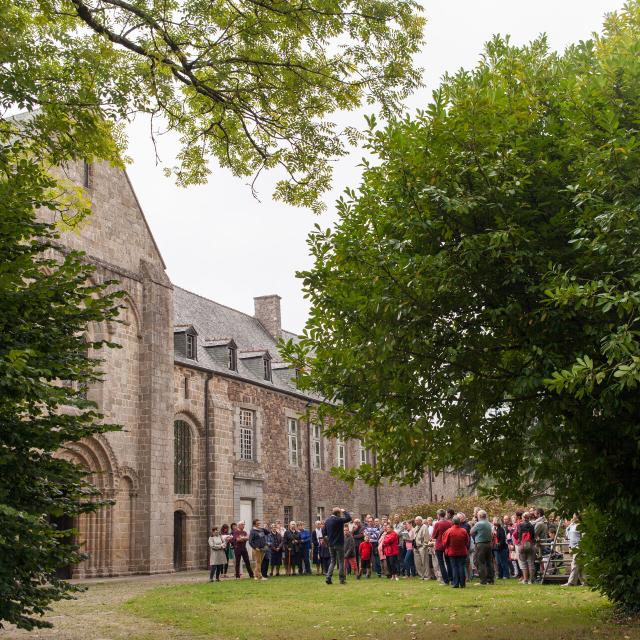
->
<box><xmin>382</xmin><ymin>524</ymin><xmax>400</xmax><ymax>581</ymax></box>
<box><xmin>431</xmin><ymin>509</ymin><xmax>453</xmax><ymax>585</ymax></box>
<box><xmin>358</xmin><ymin>534</ymin><xmax>373</xmax><ymax>579</ymax></box>
<box><xmin>442</xmin><ymin>516</ymin><xmax>470</xmax><ymax>588</ymax></box>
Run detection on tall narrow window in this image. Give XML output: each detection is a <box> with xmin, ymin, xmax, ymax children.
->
<box><xmin>312</xmin><ymin>424</ymin><xmax>323</xmax><ymax>470</ymax></box>
<box><xmin>263</xmin><ymin>356</ymin><xmax>272</xmax><ymax>381</ymax></box>
<box><xmin>239</xmin><ymin>409</ymin><xmax>255</xmax><ymax>460</ymax></box>
<box><xmin>186</xmin><ymin>333</ymin><xmax>196</xmax><ymax>359</ymax></box>
<box><xmin>228</xmin><ymin>345</ymin><xmax>237</xmax><ymax>371</ymax></box>
<box><xmin>316</xmin><ymin>506</ymin><xmax>325</xmax><ymax>521</ymax></box>
<box><xmin>284</xmin><ymin>505</ymin><xmax>293</xmax><ymax>526</ymax></box>
<box><xmin>82</xmin><ymin>161</ymin><xmax>92</xmax><ymax>189</ymax></box>
<box><xmin>174</xmin><ymin>420</ymin><xmax>192</xmax><ymax>494</ymax></box>
<box><xmin>287</xmin><ymin>418</ymin><xmax>299</xmax><ymax>466</ymax></box>
<box><xmin>337</xmin><ymin>439</ymin><xmax>346</xmax><ymax>469</ymax></box>
<box><xmin>359</xmin><ymin>441</ymin><xmax>369</xmax><ymax>465</ymax></box>
<box><xmin>184</xmin><ymin>376</ymin><xmax>189</xmax><ymax>399</ymax></box>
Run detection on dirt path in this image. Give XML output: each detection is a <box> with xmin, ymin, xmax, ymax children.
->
<box><xmin>2</xmin><ymin>571</ymin><xmax>214</xmax><ymax>640</ymax></box>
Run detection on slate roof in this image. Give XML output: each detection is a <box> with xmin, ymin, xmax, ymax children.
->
<box><xmin>173</xmin><ymin>286</ymin><xmax>315</xmax><ymax>400</ymax></box>
<box><xmin>239</xmin><ymin>350</ymin><xmax>270</xmax><ymax>359</ymax></box>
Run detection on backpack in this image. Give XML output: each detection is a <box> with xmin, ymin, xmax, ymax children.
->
<box><xmin>520</xmin><ymin>529</ymin><xmax>532</xmax><ymax>551</ymax></box>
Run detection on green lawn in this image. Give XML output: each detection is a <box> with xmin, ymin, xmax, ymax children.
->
<box><xmin>122</xmin><ymin>575</ymin><xmax>640</xmax><ymax>640</ymax></box>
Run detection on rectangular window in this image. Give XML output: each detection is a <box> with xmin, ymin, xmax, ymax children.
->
<box><xmin>337</xmin><ymin>439</ymin><xmax>346</xmax><ymax>469</ymax></box>
<box><xmin>228</xmin><ymin>347</ymin><xmax>237</xmax><ymax>371</ymax></box>
<box><xmin>316</xmin><ymin>506</ymin><xmax>325</xmax><ymax>521</ymax></box>
<box><xmin>312</xmin><ymin>424</ymin><xmax>322</xmax><ymax>470</ymax></box>
<box><xmin>82</xmin><ymin>160</ymin><xmax>92</xmax><ymax>189</ymax></box>
<box><xmin>284</xmin><ymin>505</ymin><xmax>293</xmax><ymax>526</ymax></box>
<box><xmin>184</xmin><ymin>376</ymin><xmax>189</xmax><ymax>399</ymax></box>
<box><xmin>263</xmin><ymin>357</ymin><xmax>272</xmax><ymax>381</ymax></box>
<box><xmin>186</xmin><ymin>333</ymin><xmax>196</xmax><ymax>359</ymax></box>
<box><xmin>313</xmin><ymin>440</ymin><xmax>322</xmax><ymax>470</ymax></box>
<box><xmin>287</xmin><ymin>418</ymin><xmax>299</xmax><ymax>466</ymax></box>
<box><xmin>239</xmin><ymin>409</ymin><xmax>255</xmax><ymax>460</ymax></box>
<box><xmin>359</xmin><ymin>442</ymin><xmax>368</xmax><ymax>466</ymax></box>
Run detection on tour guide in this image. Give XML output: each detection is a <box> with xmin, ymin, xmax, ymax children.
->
<box><xmin>324</xmin><ymin>507</ymin><xmax>352</xmax><ymax>585</ymax></box>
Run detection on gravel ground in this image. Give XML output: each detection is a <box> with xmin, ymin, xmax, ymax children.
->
<box><xmin>2</xmin><ymin>571</ymin><xmax>215</xmax><ymax>640</ymax></box>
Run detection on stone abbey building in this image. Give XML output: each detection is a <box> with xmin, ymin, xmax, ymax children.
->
<box><xmin>46</xmin><ymin>160</ymin><xmax>474</xmax><ymax>578</ymax></box>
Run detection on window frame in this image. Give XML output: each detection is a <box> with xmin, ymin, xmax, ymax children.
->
<box><xmin>287</xmin><ymin>417</ymin><xmax>299</xmax><ymax>467</ymax></box>
<box><xmin>82</xmin><ymin>160</ymin><xmax>92</xmax><ymax>189</ymax></box>
<box><xmin>359</xmin><ymin>442</ymin><xmax>369</xmax><ymax>466</ymax></box>
<box><xmin>174</xmin><ymin>420</ymin><xmax>192</xmax><ymax>494</ymax></box>
<box><xmin>312</xmin><ymin>424</ymin><xmax>323</xmax><ymax>470</ymax></box>
<box><xmin>228</xmin><ymin>345</ymin><xmax>237</xmax><ymax>371</ymax></box>
<box><xmin>186</xmin><ymin>333</ymin><xmax>197</xmax><ymax>360</ymax></box>
<box><xmin>337</xmin><ymin>439</ymin><xmax>346</xmax><ymax>469</ymax></box>
<box><xmin>239</xmin><ymin>409</ymin><xmax>255</xmax><ymax>461</ymax></box>
<box><xmin>263</xmin><ymin>355</ymin><xmax>272</xmax><ymax>381</ymax></box>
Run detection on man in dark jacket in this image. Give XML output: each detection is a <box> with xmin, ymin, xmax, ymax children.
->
<box><xmin>324</xmin><ymin>507</ymin><xmax>352</xmax><ymax>584</ymax></box>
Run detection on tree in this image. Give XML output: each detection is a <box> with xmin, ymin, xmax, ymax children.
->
<box><xmin>1</xmin><ymin>0</ymin><xmax>423</xmax><ymax>626</ymax></box>
<box><xmin>2</xmin><ymin>0</ymin><xmax>424</xmax><ymax>210</ymax></box>
<box><xmin>283</xmin><ymin>3</ymin><xmax>640</xmax><ymax>610</ymax></box>
<box><xmin>0</xmin><ymin>119</ymin><xmax>123</xmax><ymax>629</ymax></box>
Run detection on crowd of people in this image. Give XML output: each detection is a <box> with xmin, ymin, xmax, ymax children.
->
<box><xmin>207</xmin><ymin>507</ymin><xmax>583</xmax><ymax>589</ymax></box>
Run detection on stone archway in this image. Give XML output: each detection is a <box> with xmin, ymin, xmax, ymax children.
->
<box><xmin>55</xmin><ymin>436</ymin><xmax>117</xmax><ymax>577</ymax></box>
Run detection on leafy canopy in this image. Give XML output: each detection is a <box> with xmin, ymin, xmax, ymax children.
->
<box><xmin>283</xmin><ymin>2</ymin><xmax>640</xmax><ymax>609</ymax></box>
<box><xmin>1</xmin><ymin>0</ymin><xmax>425</xmax><ymax>210</ymax></box>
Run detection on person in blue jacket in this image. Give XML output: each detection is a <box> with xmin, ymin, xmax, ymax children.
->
<box><xmin>324</xmin><ymin>507</ymin><xmax>352</xmax><ymax>585</ymax></box>
<box><xmin>297</xmin><ymin>521</ymin><xmax>312</xmax><ymax>575</ymax></box>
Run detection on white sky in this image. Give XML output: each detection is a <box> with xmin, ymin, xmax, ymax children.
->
<box><xmin>125</xmin><ymin>1</ymin><xmax>625</xmax><ymax>334</ymax></box>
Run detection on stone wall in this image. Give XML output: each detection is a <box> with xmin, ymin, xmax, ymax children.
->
<box><xmin>43</xmin><ymin>160</ymin><xmax>174</xmax><ymax>578</ymax></box>
<box><xmin>173</xmin><ymin>364</ymin><xmax>474</xmax><ymax>571</ymax></box>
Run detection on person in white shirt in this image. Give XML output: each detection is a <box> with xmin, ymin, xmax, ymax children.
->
<box><xmin>562</xmin><ymin>514</ymin><xmax>584</xmax><ymax>586</ymax></box>
<box><xmin>312</xmin><ymin>520</ymin><xmax>324</xmax><ymax>574</ymax></box>
<box><xmin>413</xmin><ymin>516</ymin><xmax>430</xmax><ymax>579</ymax></box>
<box><xmin>426</xmin><ymin>516</ymin><xmax>438</xmax><ymax>580</ymax></box>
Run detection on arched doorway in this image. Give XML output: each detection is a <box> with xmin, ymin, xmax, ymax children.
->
<box><xmin>53</xmin><ymin>436</ymin><xmax>116</xmax><ymax>577</ymax></box>
<box><xmin>173</xmin><ymin>510</ymin><xmax>187</xmax><ymax>571</ymax></box>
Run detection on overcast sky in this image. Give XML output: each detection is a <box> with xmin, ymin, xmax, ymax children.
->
<box><xmin>125</xmin><ymin>1</ymin><xmax>625</xmax><ymax>334</ymax></box>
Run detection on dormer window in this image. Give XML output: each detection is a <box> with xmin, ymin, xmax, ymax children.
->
<box><xmin>228</xmin><ymin>345</ymin><xmax>237</xmax><ymax>371</ymax></box>
<box><xmin>263</xmin><ymin>356</ymin><xmax>272</xmax><ymax>381</ymax></box>
<box><xmin>186</xmin><ymin>333</ymin><xmax>197</xmax><ymax>360</ymax></box>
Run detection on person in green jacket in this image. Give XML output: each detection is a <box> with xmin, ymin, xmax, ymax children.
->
<box><xmin>470</xmin><ymin>510</ymin><xmax>494</xmax><ymax>585</ymax></box>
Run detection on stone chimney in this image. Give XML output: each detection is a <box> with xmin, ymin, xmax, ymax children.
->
<box><xmin>254</xmin><ymin>295</ymin><xmax>282</xmax><ymax>340</ymax></box>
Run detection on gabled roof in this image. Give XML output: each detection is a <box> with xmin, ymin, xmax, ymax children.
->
<box><xmin>173</xmin><ymin>286</ymin><xmax>318</xmax><ymax>399</ymax></box>
<box><xmin>239</xmin><ymin>350</ymin><xmax>271</xmax><ymax>359</ymax></box>
<box><xmin>272</xmin><ymin>361</ymin><xmax>294</xmax><ymax>371</ymax></box>
<box><xmin>204</xmin><ymin>338</ymin><xmax>236</xmax><ymax>348</ymax></box>
<box><xmin>174</xmin><ymin>324</ymin><xmax>197</xmax><ymax>334</ymax></box>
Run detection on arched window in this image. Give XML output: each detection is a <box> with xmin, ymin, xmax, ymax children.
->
<box><xmin>174</xmin><ymin>420</ymin><xmax>192</xmax><ymax>494</ymax></box>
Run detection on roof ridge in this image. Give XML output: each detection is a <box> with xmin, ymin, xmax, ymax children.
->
<box><xmin>175</xmin><ymin>285</ymin><xmax>302</xmax><ymax>339</ymax></box>
<box><xmin>174</xmin><ymin>285</ymin><xmax>262</xmax><ymax>323</ymax></box>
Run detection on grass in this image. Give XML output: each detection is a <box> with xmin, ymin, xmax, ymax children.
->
<box><xmin>122</xmin><ymin>575</ymin><xmax>640</xmax><ymax>640</ymax></box>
